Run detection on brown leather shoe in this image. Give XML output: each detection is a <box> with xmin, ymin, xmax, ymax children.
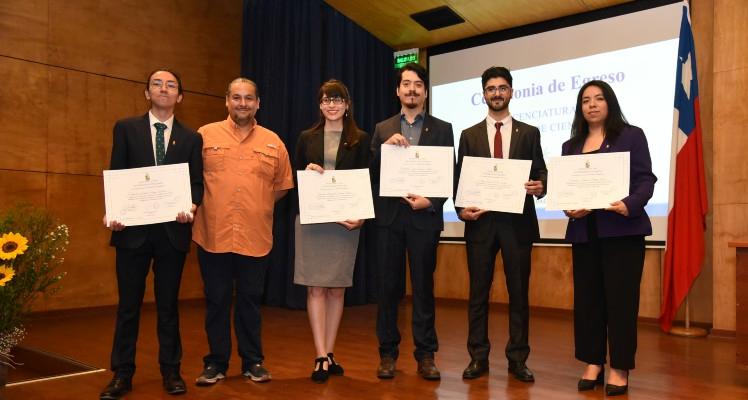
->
<box><xmin>463</xmin><ymin>359</ymin><xmax>489</xmax><ymax>379</ymax></box>
<box><xmin>377</xmin><ymin>357</ymin><xmax>396</xmax><ymax>379</ymax></box>
<box><xmin>100</xmin><ymin>376</ymin><xmax>132</xmax><ymax>400</ymax></box>
<box><xmin>417</xmin><ymin>357</ymin><xmax>441</xmax><ymax>380</ymax></box>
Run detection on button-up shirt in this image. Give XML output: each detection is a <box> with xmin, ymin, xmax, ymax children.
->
<box><xmin>400</xmin><ymin>110</ymin><xmax>425</xmax><ymax>145</ymax></box>
<box><xmin>192</xmin><ymin>116</ymin><xmax>294</xmax><ymax>257</ymax></box>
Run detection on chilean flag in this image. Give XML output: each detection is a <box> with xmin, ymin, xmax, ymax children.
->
<box><xmin>659</xmin><ymin>1</ymin><xmax>708</xmax><ymax>332</ymax></box>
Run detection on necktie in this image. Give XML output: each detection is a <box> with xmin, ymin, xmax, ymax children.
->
<box><xmin>494</xmin><ymin>121</ymin><xmax>503</xmax><ymax>159</ymax></box>
<box><xmin>154</xmin><ymin>122</ymin><xmax>167</xmax><ymax>165</ymax></box>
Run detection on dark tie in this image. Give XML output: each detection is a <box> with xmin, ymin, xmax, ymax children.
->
<box><xmin>494</xmin><ymin>121</ymin><xmax>503</xmax><ymax>159</ymax></box>
<box><xmin>154</xmin><ymin>122</ymin><xmax>167</xmax><ymax>165</ymax></box>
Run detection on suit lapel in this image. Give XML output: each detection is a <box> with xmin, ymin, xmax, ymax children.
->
<box><xmin>335</xmin><ymin>130</ymin><xmax>349</xmax><ymax>169</ymax></box>
<box><xmin>308</xmin><ymin>129</ymin><xmax>324</xmax><ymax>166</ymax></box>
<box><xmin>139</xmin><ymin>114</ymin><xmax>157</xmax><ymax>166</ymax></box>
<box><xmin>419</xmin><ymin>115</ymin><xmax>433</xmax><ymax>145</ymax></box>
<box><xmin>164</xmin><ymin>119</ymin><xmax>184</xmax><ymax>164</ymax></box>
<box><xmin>474</xmin><ymin>121</ymin><xmax>491</xmax><ymax>158</ymax></box>
<box><xmin>508</xmin><ymin>118</ymin><xmax>522</xmax><ymax>160</ymax></box>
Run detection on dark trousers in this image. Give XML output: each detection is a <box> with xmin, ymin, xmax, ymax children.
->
<box><xmin>465</xmin><ymin>214</ymin><xmax>532</xmax><ymax>364</ymax></box>
<box><xmin>198</xmin><ymin>247</ymin><xmax>268</xmax><ymax>372</ymax></box>
<box><xmin>572</xmin><ymin>214</ymin><xmax>645</xmax><ymax>370</ymax></box>
<box><xmin>110</xmin><ymin>224</ymin><xmax>186</xmax><ymax>378</ymax></box>
<box><xmin>376</xmin><ymin>205</ymin><xmax>440</xmax><ymax>361</ymax></box>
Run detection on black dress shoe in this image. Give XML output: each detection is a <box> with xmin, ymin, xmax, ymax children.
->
<box><xmin>163</xmin><ymin>372</ymin><xmax>186</xmax><ymax>395</ymax></box>
<box><xmin>605</xmin><ymin>383</ymin><xmax>628</xmax><ymax>396</ymax></box>
<box><xmin>311</xmin><ymin>357</ymin><xmax>329</xmax><ymax>383</ymax></box>
<box><xmin>508</xmin><ymin>363</ymin><xmax>535</xmax><ymax>382</ymax></box>
<box><xmin>577</xmin><ymin>367</ymin><xmax>604</xmax><ymax>391</ymax></box>
<box><xmin>100</xmin><ymin>376</ymin><xmax>132</xmax><ymax>400</ymax></box>
<box><xmin>462</xmin><ymin>359</ymin><xmax>489</xmax><ymax>379</ymax></box>
<box><xmin>417</xmin><ymin>357</ymin><xmax>441</xmax><ymax>380</ymax></box>
<box><xmin>327</xmin><ymin>352</ymin><xmax>344</xmax><ymax>376</ymax></box>
<box><xmin>376</xmin><ymin>357</ymin><xmax>396</xmax><ymax>379</ymax></box>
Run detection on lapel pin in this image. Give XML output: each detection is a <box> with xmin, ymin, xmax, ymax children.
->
<box><xmin>424</xmin><ymin>127</ymin><xmax>429</xmax><ymax>132</ymax></box>
<box><xmin>172</xmin><ymin>140</ymin><xmax>176</xmax><ymax>145</ymax></box>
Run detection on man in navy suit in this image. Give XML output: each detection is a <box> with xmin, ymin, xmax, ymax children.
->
<box><xmin>370</xmin><ymin>62</ymin><xmax>454</xmax><ymax>381</ymax></box>
<box><xmin>456</xmin><ymin>66</ymin><xmax>546</xmax><ymax>382</ymax></box>
<box><xmin>100</xmin><ymin>69</ymin><xmax>203</xmax><ymax>400</ymax></box>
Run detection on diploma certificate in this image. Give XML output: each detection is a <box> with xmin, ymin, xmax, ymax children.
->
<box><xmin>297</xmin><ymin>168</ymin><xmax>375</xmax><ymax>224</ymax></box>
<box><xmin>545</xmin><ymin>152</ymin><xmax>630</xmax><ymax>211</ymax></box>
<box><xmin>103</xmin><ymin>163</ymin><xmax>193</xmax><ymax>226</ymax></box>
<box><xmin>455</xmin><ymin>156</ymin><xmax>532</xmax><ymax>214</ymax></box>
<box><xmin>379</xmin><ymin>144</ymin><xmax>454</xmax><ymax>198</ymax></box>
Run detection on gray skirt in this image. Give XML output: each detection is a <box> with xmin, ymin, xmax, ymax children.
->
<box><xmin>293</xmin><ymin>215</ymin><xmax>360</xmax><ymax>287</ymax></box>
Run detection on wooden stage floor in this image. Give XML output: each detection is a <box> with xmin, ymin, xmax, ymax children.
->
<box><xmin>4</xmin><ymin>299</ymin><xmax>748</xmax><ymax>399</ymax></box>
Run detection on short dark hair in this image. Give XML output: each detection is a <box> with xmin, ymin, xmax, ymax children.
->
<box><xmin>145</xmin><ymin>69</ymin><xmax>183</xmax><ymax>95</ymax></box>
<box><xmin>569</xmin><ymin>80</ymin><xmax>628</xmax><ymax>147</ymax></box>
<box><xmin>397</xmin><ymin>62</ymin><xmax>428</xmax><ymax>88</ymax></box>
<box><xmin>481</xmin><ymin>66</ymin><xmax>513</xmax><ymax>89</ymax></box>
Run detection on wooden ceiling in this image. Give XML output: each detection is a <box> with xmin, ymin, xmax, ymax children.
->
<box><xmin>324</xmin><ymin>0</ymin><xmax>632</xmax><ymax>50</ymax></box>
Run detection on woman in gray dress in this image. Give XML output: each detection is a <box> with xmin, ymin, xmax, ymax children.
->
<box><xmin>294</xmin><ymin>80</ymin><xmax>370</xmax><ymax>383</ymax></box>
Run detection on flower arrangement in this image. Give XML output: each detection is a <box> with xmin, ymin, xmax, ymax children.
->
<box><xmin>0</xmin><ymin>205</ymin><xmax>68</xmax><ymax>367</ymax></box>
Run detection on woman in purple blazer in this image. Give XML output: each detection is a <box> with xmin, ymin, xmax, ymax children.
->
<box><xmin>562</xmin><ymin>80</ymin><xmax>656</xmax><ymax>396</ymax></box>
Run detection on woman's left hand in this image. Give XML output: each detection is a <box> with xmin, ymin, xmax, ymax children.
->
<box><xmin>606</xmin><ymin>200</ymin><xmax>629</xmax><ymax>217</ymax></box>
<box><xmin>337</xmin><ymin>219</ymin><xmax>364</xmax><ymax>230</ymax></box>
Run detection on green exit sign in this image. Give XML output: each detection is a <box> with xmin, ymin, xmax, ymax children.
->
<box><xmin>394</xmin><ymin>48</ymin><xmax>419</xmax><ymax>69</ymax></box>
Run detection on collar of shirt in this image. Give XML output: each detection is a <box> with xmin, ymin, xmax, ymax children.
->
<box><xmin>148</xmin><ymin>111</ymin><xmax>175</xmax><ymax>131</ymax></box>
<box><xmin>148</xmin><ymin>111</ymin><xmax>174</xmax><ymax>161</ymax></box>
<box><xmin>399</xmin><ymin>110</ymin><xmax>425</xmax><ymax>125</ymax></box>
<box><xmin>225</xmin><ymin>115</ymin><xmax>258</xmax><ymax>142</ymax></box>
<box><xmin>486</xmin><ymin>113</ymin><xmax>512</xmax><ymax>129</ymax></box>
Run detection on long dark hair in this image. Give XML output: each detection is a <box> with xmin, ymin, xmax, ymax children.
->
<box><xmin>309</xmin><ymin>79</ymin><xmax>362</xmax><ymax>148</ymax></box>
<box><xmin>569</xmin><ymin>80</ymin><xmax>628</xmax><ymax>147</ymax></box>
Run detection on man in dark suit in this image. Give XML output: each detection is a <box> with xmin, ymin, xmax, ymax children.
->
<box><xmin>456</xmin><ymin>66</ymin><xmax>546</xmax><ymax>382</ymax></box>
<box><xmin>100</xmin><ymin>69</ymin><xmax>203</xmax><ymax>400</ymax></box>
<box><xmin>370</xmin><ymin>62</ymin><xmax>454</xmax><ymax>381</ymax></box>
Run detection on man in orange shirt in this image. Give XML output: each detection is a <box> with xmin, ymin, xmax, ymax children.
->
<box><xmin>192</xmin><ymin>77</ymin><xmax>294</xmax><ymax>386</ymax></box>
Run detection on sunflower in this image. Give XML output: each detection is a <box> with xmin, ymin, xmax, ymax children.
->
<box><xmin>0</xmin><ymin>232</ymin><xmax>29</xmax><ymax>260</ymax></box>
<box><xmin>0</xmin><ymin>264</ymin><xmax>15</xmax><ymax>286</ymax></box>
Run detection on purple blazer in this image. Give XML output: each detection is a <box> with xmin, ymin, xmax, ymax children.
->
<box><xmin>562</xmin><ymin>125</ymin><xmax>657</xmax><ymax>243</ymax></box>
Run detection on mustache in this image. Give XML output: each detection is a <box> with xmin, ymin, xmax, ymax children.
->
<box><xmin>490</xmin><ymin>96</ymin><xmax>504</xmax><ymax>102</ymax></box>
<box><xmin>405</xmin><ymin>91</ymin><xmax>420</xmax><ymax>97</ymax></box>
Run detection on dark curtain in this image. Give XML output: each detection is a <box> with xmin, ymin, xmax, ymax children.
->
<box><xmin>242</xmin><ymin>0</ymin><xmax>397</xmax><ymax>308</ymax></box>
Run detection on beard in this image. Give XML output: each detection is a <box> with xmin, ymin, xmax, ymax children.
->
<box><xmin>487</xmin><ymin>96</ymin><xmax>509</xmax><ymax>112</ymax></box>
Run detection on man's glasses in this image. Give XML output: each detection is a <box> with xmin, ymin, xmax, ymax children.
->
<box><xmin>320</xmin><ymin>97</ymin><xmax>345</xmax><ymax>105</ymax></box>
<box><xmin>484</xmin><ymin>85</ymin><xmax>511</xmax><ymax>95</ymax></box>
<box><xmin>151</xmin><ymin>79</ymin><xmax>179</xmax><ymax>90</ymax></box>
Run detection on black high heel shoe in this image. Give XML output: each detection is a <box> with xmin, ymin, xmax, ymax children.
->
<box><xmin>327</xmin><ymin>353</ymin><xmax>344</xmax><ymax>376</ymax></box>
<box><xmin>577</xmin><ymin>366</ymin><xmax>604</xmax><ymax>391</ymax></box>
<box><xmin>311</xmin><ymin>357</ymin><xmax>329</xmax><ymax>383</ymax></box>
<box><xmin>605</xmin><ymin>370</ymin><xmax>629</xmax><ymax>396</ymax></box>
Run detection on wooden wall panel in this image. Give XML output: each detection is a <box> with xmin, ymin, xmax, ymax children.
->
<box><xmin>0</xmin><ymin>170</ymin><xmax>47</xmax><ymax>207</ymax></box>
<box><xmin>0</xmin><ymin>57</ymin><xmax>48</xmax><ymax>172</ymax></box>
<box><xmin>37</xmin><ymin>174</ymin><xmax>207</xmax><ymax>311</ymax></box>
<box><xmin>713</xmin><ymin>0</ymin><xmax>748</xmax><ymax>72</ymax></box>
<box><xmin>46</xmin><ymin>66</ymin><xmax>229</xmax><ymax>176</ymax></box>
<box><xmin>712</xmin><ymin>0</ymin><xmax>748</xmax><ymax>332</ymax></box>
<box><xmin>47</xmin><ymin>69</ymin><xmax>142</xmax><ymax>175</ymax></box>
<box><xmin>46</xmin><ymin>0</ymin><xmax>242</xmax><ymax>96</ymax></box>
<box><xmin>0</xmin><ymin>0</ymin><xmax>48</xmax><ymax>63</ymax></box>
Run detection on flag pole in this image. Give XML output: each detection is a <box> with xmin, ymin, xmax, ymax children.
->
<box><xmin>669</xmin><ymin>294</ymin><xmax>707</xmax><ymax>337</ymax></box>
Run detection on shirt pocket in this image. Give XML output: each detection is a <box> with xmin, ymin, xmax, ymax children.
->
<box><xmin>204</xmin><ymin>146</ymin><xmax>228</xmax><ymax>172</ymax></box>
<box><xmin>252</xmin><ymin>146</ymin><xmax>279</xmax><ymax>178</ymax></box>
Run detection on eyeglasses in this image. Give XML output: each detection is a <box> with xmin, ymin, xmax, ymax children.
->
<box><xmin>484</xmin><ymin>85</ymin><xmax>511</xmax><ymax>95</ymax></box>
<box><xmin>320</xmin><ymin>97</ymin><xmax>345</xmax><ymax>105</ymax></box>
<box><xmin>150</xmin><ymin>79</ymin><xmax>179</xmax><ymax>90</ymax></box>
